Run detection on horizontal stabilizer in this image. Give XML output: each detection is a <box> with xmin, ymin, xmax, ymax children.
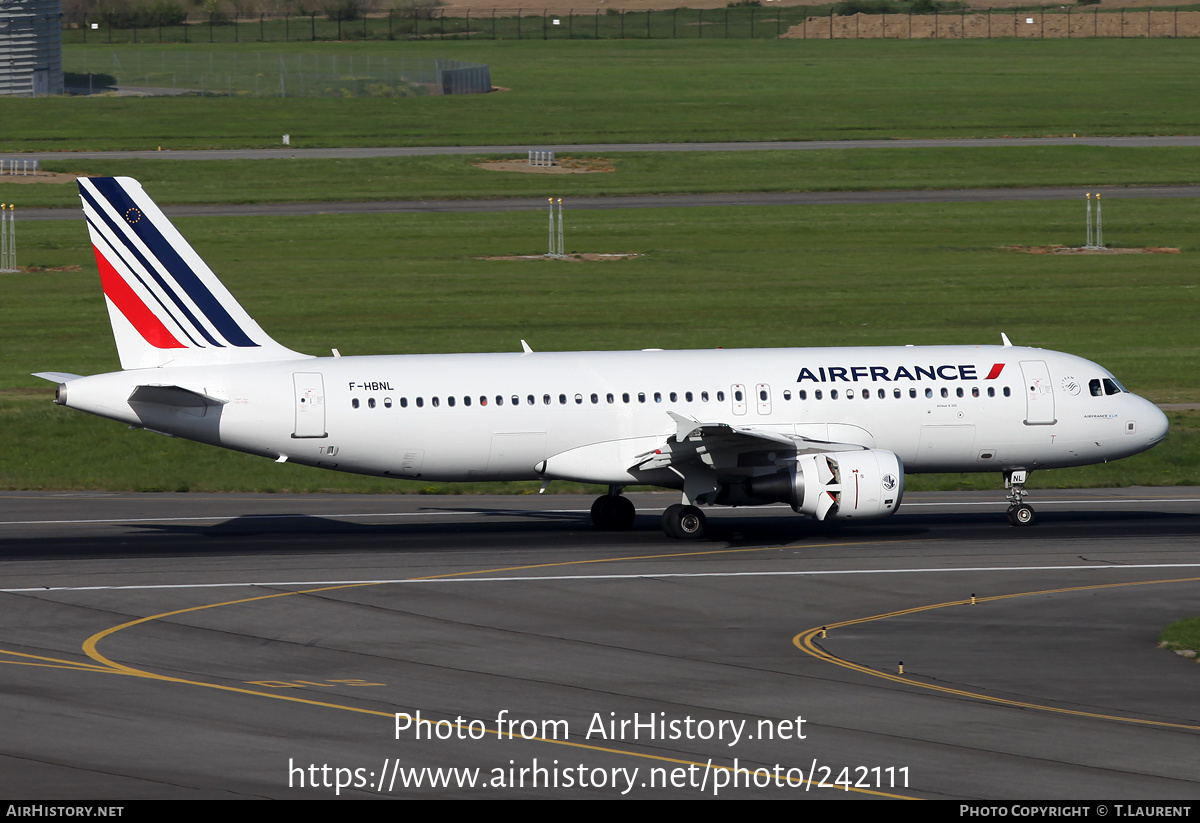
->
<box><xmin>32</xmin><ymin>371</ymin><xmax>83</xmax><ymax>383</ymax></box>
<box><xmin>128</xmin><ymin>384</ymin><xmax>228</xmax><ymax>410</ymax></box>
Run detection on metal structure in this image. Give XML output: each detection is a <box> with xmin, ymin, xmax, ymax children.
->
<box><xmin>547</xmin><ymin>198</ymin><xmax>564</xmax><ymax>257</ymax></box>
<box><xmin>528</xmin><ymin>150</ymin><xmax>555</xmax><ymax>167</ymax></box>
<box><xmin>1085</xmin><ymin>192</ymin><xmax>1104</xmax><ymax>249</ymax></box>
<box><xmin>0</xmin><ymin>0</ymin><xmax>63</xmax><ymax>96</ymax></box>
<box><xmin>64</xmin><ymin>50</ymin><xmax>488</xmax><ymax>97</ymax></box>
<box><xmin>0</xmin><ymin>204</ymin><xmax>16</xmax><ymax>272</ymax></box>
<box><xmin>0</xmin><ymin>158</ymin><xmax>38</xmax><ymax>175</ymax></box>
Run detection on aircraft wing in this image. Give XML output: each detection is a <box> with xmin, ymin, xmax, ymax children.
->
<box><xmin>632</xmin><ymin>411</ymin><xmax>866</xmax><ymax>471</ymax></box>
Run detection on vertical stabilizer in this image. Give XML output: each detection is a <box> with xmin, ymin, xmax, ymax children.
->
<box><xmin>79</xmin><ymin>176</ymin><xmax>310</xmax><ymax>370</ymax></box>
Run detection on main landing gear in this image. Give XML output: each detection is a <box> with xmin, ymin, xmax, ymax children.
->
<box><xmin>661</xmin><ymin>503</ymin><xmax>707</xmax><ymax>540</ymax></box>
<box><xmin>1005</xmin><ymin>469</ymin><xmax>1036</xmax><ymax>527</ymax></box>
<box><xmin>590</xmin><ymin>487</ymin><xmax>636</xmax><ymax>531</ymax></box>
<box><xmin>589</xmin><ymin>488</ymin><xmax>709</xmax><ymax>539</ymax></box>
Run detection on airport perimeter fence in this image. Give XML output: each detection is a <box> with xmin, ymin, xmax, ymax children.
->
<box><xmin>60</xmin><ymin>7</ymin><xmax>1200</xmax><ymax>43</ymax></box>
<box><xmin>63</xmin><ymin>50</ymin><xmax>491</xmax><ymax>96</ymax></box>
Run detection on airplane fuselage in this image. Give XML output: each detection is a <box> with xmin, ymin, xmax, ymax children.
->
<box><xmin>57</xmin><ymin>344</ymin><xmax>1167</xmax><ymax>488</ymax></box>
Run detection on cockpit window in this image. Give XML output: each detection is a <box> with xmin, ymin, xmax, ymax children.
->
<box><xmin>1089</xmin><ymin>379</ymin><xmax>1103</xmax><ymax>397</ymax></box>
<box><xmin>1103</xmin><ymin>378</ymin><xmax>1123</xmax><ymax>396</ymax></box>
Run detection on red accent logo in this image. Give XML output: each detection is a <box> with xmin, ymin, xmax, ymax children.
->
<box><xmin>93</xmin><ymin>245</ymin><xmax>185</xmax><ymax>349</ymax></box>
<box><xmin>985</xmin><ymin>363</ymin><xmax>1006</xmax><ymax>380</ymax></box>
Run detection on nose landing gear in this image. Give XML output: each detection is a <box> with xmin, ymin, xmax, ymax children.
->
<box><xmin>1005</xmin><ymin>469</ymin><xmax>1036</xmax><ymax>527</ymax></box>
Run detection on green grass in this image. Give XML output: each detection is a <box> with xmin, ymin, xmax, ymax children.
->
<box><xmin>1159</xmin><ymin>616</ymin><xmax>1200</xmax><ymax>657</ymax></box>
<box><xmin>5</xmin><ymin>39</ymin><xmax>1200</xmax><ymax>150</ymax></box>
<box><xmin>4</xmin><ymin>199</ymin><xmax>1197</xmax><ymax>492</ymax></box>
<box><xmin>8</xmin><ymin>146</ymin><xmax>1200</xmax><ymax>208</ymax></box>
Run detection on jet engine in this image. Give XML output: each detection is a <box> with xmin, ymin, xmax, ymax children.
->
<box><xmin>745</xmin><ymin>449</ymin><xmax>904</xmax><ymax>520</ymax></box>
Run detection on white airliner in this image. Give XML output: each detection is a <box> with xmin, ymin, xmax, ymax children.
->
<box><xmin>35</xmin><ymin>177</ymin><xmax>1169</xmax><ymax>539</ymax></box>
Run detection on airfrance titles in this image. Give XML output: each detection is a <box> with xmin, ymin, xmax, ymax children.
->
<box><xmin>797</xmin><ymin>364</ymin><xmax>1006</xmax><ymax>384</ymax></box>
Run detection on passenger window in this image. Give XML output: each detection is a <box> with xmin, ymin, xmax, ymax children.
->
<box><xmin>511</xmin><ymin>395</ymin><xmax>520</xmax><ymax>406</ymax></box>
<box><xmin>799</xmin><ymin>390</ymin><xmax>807</xmax><ymax>400</ymax></box>
<box><xmin>956</xmin><ymin>387</ymin><xmax>964</xmax><ymax>398</ymax></box>
<box><xmin>400</xmin><ymin>397</ymin><xmax>408</xmax><ymax>408</ymax></box>
<box><xmin>941</xmin><ymin>388</ymin><xmax>948</xmax><ymax>399</ymax></box>
<box><xmin>782</xmin><ymin>390</ymin><xmax>790</xmax><ymax>401</ymax></box>
<box><xmin>925</xmin><ymin>388</ymin><xmax>933</xmax><ymax>399</ymax></box>
<box><xmin>416</xmin><ymin>397</ymin><xmax>424</xmax><ymax>408</ymax></box>
<box><xmin>543</xmin><ymin>394</ymin><xmax>551</xmax><ymax>405</ymax></box>
<box><xmin>432</xmin><ymin>397</ymin><xmax>440</xmax><ymax>407</ymax></box>
<box><xmin>447</xmin><ymin>396</ymin><xmax>455</xmax><ymax>407</ymax></box>
<box><xmin>670</xmin><ymin>392</ymin><xmax>678</xmax><ymax>402</ymax></box>
<box><xmin>717</xmin><ymin>391</ymin><xmax>725</xmax><ymax>401</ymax></box>
<box><xmin>987</xmin><ymin>387</ymin><xmax>995</xmax><ymax>398</ymax></box>
<box><xmin>463</xmin><ymin>396</ymin><xmax>471</xmax><ymax>406</ymax></box>
<box><xmin>1003</xmin><ymin>387</ymin><xmax>1011</xmax><ymax>397</ymax></box>
<box><xmin>590</xmin><ymin>393</ymin><xmax>598</xmax><ymax>404</ymax></box>
<box><xmin>622</xmin><ymin>393</ymin><xmax>630</xmax><ymax>403</ymax></box>
<box><xmin>559</xmin><ymin>394</ymin><xmax>567</xmax><ymax>405</ymax></box>
<box><xmin>972</xmin><ymin>387</ymin><xmax>979</xmax><ymax>398</ymax></box>
<box><xmin>654</xmin><ymin>392</ymin><xmax>662</xmax><ymax>403</ymax></box>
<box><xmin>686</xmin><ymin>391</ymin><xmax>695</xmax><ymax>402</ymax></box>
<box><xmin>909</xmin><ymin>388</ymin><xmax>917</xmax><ymax>399</ymax></box>
<box><xmin>815</xmin><ymin>390</ymin><xmax>823</xmax><ymax>400</ymax></box>
<box><xmin>384</xmin><ymin>397</ymin><xmax>392</xmax><ymax>408</ymax></box>
<box><xmin>702</xmin><ymin>391</ymin><xmax>710</xmax><ymax>402</ymax></box>
<box><xmin>607</xmin><ymin>393</ymin><xmax>614</xmax><ymax>404</ymax></box>
<box><xmin>831</xmin><ymin>389</ymin><xmax>839</xmax><ymax>400</ymax></box>
<box><xmin>638</xmin><ymin>393</ymin><xmax>646</xmax><ymax>403</ymax></box>
<box><xmin>893</xmin><ymin>388</ymin><xmax>900</xmax><ymax>399</ymax></box>
<box><xmin>575</xmin><ymin>394</ymin><xmax>584</xmax><ymax>405</ymax></box>
<box><xmin>352</xmin><ymin>398</ymin><xmax>360</xmax><ymax>409</ymax></box>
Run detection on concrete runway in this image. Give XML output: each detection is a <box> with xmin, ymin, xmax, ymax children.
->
<box><xmin>2</xmin><ymin>488</ymin><xmax>1199</xmax><ymax>799</ymax></box>
<box><xmin>6</xmin><ymin>135</ymin><xmax>1200</xmax><ymax>162</ymax></box>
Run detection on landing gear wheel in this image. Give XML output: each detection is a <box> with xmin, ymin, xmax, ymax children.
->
<box><xmin>662</xmin><ymin>504</ymin><xmax>707</xmax><ymax>540</ymax></box>
<box><xmin>590</xmin><ymin>495</ymin><xmax>635</xmax><ymax>530</ymax></box>
<box><xmin>1007</xmin><ymin>503</ymin><xmax>1036</xmax><ymax>527</ymax></box>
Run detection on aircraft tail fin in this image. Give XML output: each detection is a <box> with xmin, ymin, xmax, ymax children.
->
<box><xmin>78</xmin><ymin>176</ymin><xmax>310</xmax><ymax>370</ymax></box>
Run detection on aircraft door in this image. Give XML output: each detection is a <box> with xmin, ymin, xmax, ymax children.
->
<box><xmin>292</xmin><ymin>372</ymin><xmax>327</xmax><ymax>438</ymax></box>
<box><xmin>1019</xmin><ymin>360</ymin><xmax>1056</xmax><ymax>425</ymax></box>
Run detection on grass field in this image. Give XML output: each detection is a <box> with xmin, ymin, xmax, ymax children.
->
<box><xmin>5</xmin><ymin>200</ymin><xmax>1197</xmax><ymax>492</ymax></box>
<box><xmin>4</xmin><ymin>39</ymin><xmax>1200</xmax><ymax>150</ymax></box>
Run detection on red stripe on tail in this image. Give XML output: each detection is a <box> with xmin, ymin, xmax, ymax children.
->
<box><xmin>93</xmin><ymin>245</ymin><xmax>186</xmax><ymax>349</ymax></box>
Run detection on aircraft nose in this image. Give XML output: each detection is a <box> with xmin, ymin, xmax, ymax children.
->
<box><xmin>1144</xmin><ymin>401</ymin><xmax>1169</xmax><ymax>446</ymax></box>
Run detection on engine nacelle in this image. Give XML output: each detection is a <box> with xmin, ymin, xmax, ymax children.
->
<box><xmin>745</xmin><ymin>449</ymin><xmax>904</xmax><ymax>521</ymax></box>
